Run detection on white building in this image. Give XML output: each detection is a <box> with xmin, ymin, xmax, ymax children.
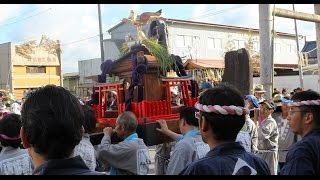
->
<box><xmin>78</xmin><ymin>58</ymin><xmax>101</xmax><ymax>98</ymax></box>
<box><xmin>106</xmin><ymin>18</ymin><xmax>304</xmax><ymax>66</ymax></box>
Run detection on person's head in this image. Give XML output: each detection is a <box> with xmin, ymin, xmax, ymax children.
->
<box><xmin>295</xmin><ymin>87</ymin><xmax>303</xmax><ymax>93</ymax></box>
<box><xmin>244</xmin><ymin>95</ymin><xmax>260</xmax><ymax>109</ymax></box>
<box><xmin>82</xmin><ymin>105</ymin><xmax>96</xmax><ymax>134</ymax></box>
<box><xmin>179</xmin><ymin>107</ymin><xmax>198</xmax><ymax>134</ymax></box>
<box><xmin>280</xmin><ymin>97</ymin><xmax>291</xmax><ymax>114</ymax></box>
<box><xmin>282</xmin><ymin>88</ymin><xmax>288</xmax><ymax>95</ymax></box>
<box><xmin>287</xmin><ymin>90</ymin><xmax>320</xmax><ymax>136</ymax></box>
<box><xmin>253</xmin><ymin>84</ymin><xmax>266</xmax><ymax>98</ymax></box>
<box><xmin>259</xmin><ymin>100</ymin><xmax>275</xmax><ymax>118</ymax></box>
<box><xmin>114</xmin><ymin>111</ymin><xmax>137</xmax><ymax>139</ymax></box>
<box><xmin>0</xmin><ymin>113</ymin><xmax>22</xmax><ymax>148</ymax></box>
<box><xmin>195</xmin><ymin>83</ymin><xmax>247</xmax><ymax>145</ymax></box>
<box><xmin>20</xmin><ymin>85</ymin><xmax>84</xmax><ymax>161</ymax></box>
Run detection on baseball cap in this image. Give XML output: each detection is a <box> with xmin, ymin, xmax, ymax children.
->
<box><xmin>259</xmin><ymin>100</ymin><xmax>275</xmax><ymax>109</ymax></box>
<box><xmin>281</xmin><ymin>96</ymin><xmax>292</xmax><ymax>103</ymax></box>
<box><xmin>244</xmin><ymin>95</ymin><xmax>260</xmax><ymax>108</ymax></box>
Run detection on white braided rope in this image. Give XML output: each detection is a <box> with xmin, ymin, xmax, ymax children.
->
<box><xmin>194</xmin><ymin>102</ymin><xmax>249</xmax><ymax>116</ymax></box>
<box><xmin>288</xmin><ymin>99</ymin><xmax>320</xmax><ymax>107</ymax></box>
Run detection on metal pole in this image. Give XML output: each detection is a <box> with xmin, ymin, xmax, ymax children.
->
<box><xmin>98</xmin><ymin>4</ymin><xmax>104</xmax><ymax>63</ymax></box>
<box><xmin>259</xmin><ymin>4</ymin><xmax>273</xmax><ymax>100</ymax></box>
<box><xmin>293</xmin><ymin>4</ymin><xmax>304</xmax><ymax>89</ymax></box>
<box><xmin>315</xmin><ymin>4</ymin><xmax>320</xmax><ymax>92</ymax></box>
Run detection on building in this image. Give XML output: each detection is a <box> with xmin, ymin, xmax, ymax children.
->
<box><xmin>0</xmin><ymin>40</ymin><xmax>61</xmax><ymax>100</ymax></box>
<box><xmin>301</xmin><ymin>41</ymin><xmax>317</xmax><ymax>65</ymax></box>
<box><xmin>106</xmin><ymin>18</ymin><xmax>304</xmax><ymax>68</ymax></box>
<box><xmin>63</xmin><ymin>72</ymin><xmax>79</xmax><ymax>95</ymax></box>
<box><xmin>78</xmin><ymin>58</ymin><xmax>101</xmax><ymax>98</ymax></box>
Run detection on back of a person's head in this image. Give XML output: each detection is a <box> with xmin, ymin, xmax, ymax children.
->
<box><xmin>117</xmin><ymin>111</ymin><xmax>137</xmax><ymax>133</ymax></box>
<box><xmin>20</xmin><ymin>85</ymin><xmax>84</xmax><ymax>159</ymax></box>
<box><xmin>81</xmin><ymin>105</ymin><xmax>96</xmax><ymax>134</ymax></box>
<box><xmin>291</xmin><ymin>90</ymin><xmax>320</xmax><ymax>127</ymax></box>
<box><xmin>0</xmin><ymin>113</ymin><xmax>22</xmax><ymax>148</ymax></box>
<box><xmin>180</xmin><ymin>107</ymin><xmax>198</xmax><ymax>127</ymax></box>
<box><xmin>198</xmin><ymin>83</ymin><xmax>245</xmax><ymax>141</ymax></box>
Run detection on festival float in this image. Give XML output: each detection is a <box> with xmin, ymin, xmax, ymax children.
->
<box><xmin>89</xmin><ymin>10</ymin><xmax>199</xmax><ymax>146</ymax></box>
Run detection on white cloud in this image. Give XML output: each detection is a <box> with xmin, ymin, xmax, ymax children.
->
<box><xmin>191</xmin><ymin>4</ymin><xmax>207</xmax><ymax>19</ymax></box>
<box><xmin>12</xmin><ymin>4</ymin><xmax>101</xmax><ymax>73</ymax></box>
<box><xmin>2</xmin><ymin>4</ymin><xmax>317</xmax><ymax>74</ymax></box>
<box><xmin>200</xmin><ymin>4</ymin><xmax>316</xmax><ymax>41</ymax></box>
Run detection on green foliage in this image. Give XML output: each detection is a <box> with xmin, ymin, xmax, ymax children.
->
<box><xmin>142</xmin><ymin>38</ymin><xmax>172</xmax><ymax>76</ymax></box>
<box><xmin>119</xmin><ymin>42</ymin><xmax>129</xmax><ymax>58</ymax></box>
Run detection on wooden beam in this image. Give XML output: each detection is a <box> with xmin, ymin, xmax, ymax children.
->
<box><xmin>273</xmin><ymin>7</ymin><xmax>320</xmax><ymax>23</ymax></box>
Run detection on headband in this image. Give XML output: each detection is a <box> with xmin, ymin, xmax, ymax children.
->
<box><xmin>288</xmin><ymin>99</ymin><xmax>320</xmax><ymax>107</ymax></box>
<box><xmin>0</xmin><ymin>134</ymin><xmax>21</xmax><ymax>141</ymax></box>
<box><xmin>194</xmin><ymin>102</ymin><xmax>249</xmax><ymax>116</ymax></box>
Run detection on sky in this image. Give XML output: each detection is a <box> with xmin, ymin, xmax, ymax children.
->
<box><xmin>0</xmin><ymin>4</ymin><xmax>317</xmax><ymax>73</ymax></box>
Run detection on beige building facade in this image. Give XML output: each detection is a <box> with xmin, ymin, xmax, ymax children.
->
<box><xmin>0</xmin><ymin>41</ymin><xmax>61</xmax><ymax>100</ymax></box>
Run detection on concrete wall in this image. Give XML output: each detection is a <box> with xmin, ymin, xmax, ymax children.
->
<box><xmin>110</xmin><ymin>23</ymin><xmax>150</xmax><ymax>41</ymax></box>
<box><xmin>0</xmin><ymin>43</ymin><xmax>11</xmax><ymax>90</ymax></box>
<box><xmin>103</xmin><ymin>40</ymin><xmax>120</xmax><ymax>60</ymax></box>
<box><xmin>253</xmin><ymin>74</ymin><xmax>319</xmax><ymax>93</ymax></box>
<box><xmin>78</xmin><ymin>58</ymin><xmax>101</xmax><ymax>85</ymax></box>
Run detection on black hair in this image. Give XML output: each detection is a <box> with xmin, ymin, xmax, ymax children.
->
<box><xmin>81</xmin><ymin>105</ymin><xmax>96</xmax><ymax>134</ymax></box>
<box><xmin>198</xmin><ymin>83</ymin><xmax>245</xmax><ymax>141</ymax></box>
<box><xmin>20</xmin><ymin>85</ymin><xmax>84</xmax><ymax>159</ymax></box>
<box><xmin>291</xmin><ymin>90</ymin><xmax>320</xmax><ymax>127</ymax></box>
<box><xmin>180</xmin><ymin>107</ymin><xmax>198</xmax><ymax>127</ymax></box>
<box><xmin>0</xmin><ymin>113</ymin><xmax>22</xmax><ymax>148</ymax></box>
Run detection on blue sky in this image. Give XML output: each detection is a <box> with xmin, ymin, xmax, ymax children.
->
<box><xmin>0</xmin><ymin>4</ymin><xmax>316</xmax><ymax>73</ymax></box>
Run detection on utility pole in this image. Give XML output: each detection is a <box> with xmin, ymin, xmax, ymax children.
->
<box><xmin>259</xmin><ymin>4</ymin><xmax>273</xmax><ymax>100</ymax></box>
<box><xmin>56</xmin><ymin>40</ymin><xmax>63</xmax><ymax>87</ymax></box>
<box><xmin>293</xmin><ymin>4</ymin><xmax>304</xmax><ymax>89</ymax></box>
<box><xmin>315</xmin><ymin>4</ymin><xmax>320</xmax><ymax>92</ymax></box>
<box><xmin>98</xmin><ymin>4</ymin><xmax>104</xmax><ymax>63</ymax></box>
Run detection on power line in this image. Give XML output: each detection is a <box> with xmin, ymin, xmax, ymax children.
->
<box><xmin>1</xmin><ymin>7</ymin><xmax>40</xmax><ymax>23</ymax></box>
<box><xmin>0</xmin><ymin>7</ymin><xmax>52</xmax><ymax>27</ymax></box>
<box><xmin>61</xmin><ymin>32</ymin><xmax>109</xmax><ymax>47</ymax></box>
<box><xmin>187</xmin><ymin>4</ymin><xmax>250</xmax><ymax>21</ymax></box>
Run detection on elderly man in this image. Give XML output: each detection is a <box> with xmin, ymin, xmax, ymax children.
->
<box><xmin>256</xmin><ymin>100</ymin><xmax>279</xmax><ymax>175</ymax></box>
<box><xmin>96</xmin><ymin>111</ymin><xmax>151</xmax><ymax>175</ymax></box>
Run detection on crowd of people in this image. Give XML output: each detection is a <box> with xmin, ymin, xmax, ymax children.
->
<box><xmin>0</xmin><ymin>83</ymin><xmax>320</xmax><ymax>175</ymax></box>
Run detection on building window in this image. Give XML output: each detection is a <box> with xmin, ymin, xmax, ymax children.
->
<box><xmin>26</xmin><ymin>66</ymin><xmax>46</xmax><ymax>73</ymax></box>
<box><xmin>289</xmin><ymin>45</ymin><xmax>296</xmax><ymax>53</ymax></box>
<box><xmin>184</xmin><ymin>36</ymin><xmax>192</xmax><ymax>47</ymax></box>
<box><xmin>275</xmin><ymin>43</ymin><xmax>281</xmax><ymax>52</ymax></box>
<box><xmin>233</xmin><ymin>40</ymin><xmax>245</xmax><ymax>50</ymax></box>
<box><xmin>207</xmin><ymin>38</ymin><xmax>222</xmax><ymax>49</ymax></box>
<box><xmin>238</xmin><ymin>40</ymin><xmax>245</xmax><ymax>49</ymax></box>
<box><xmin>176</xmin><ymin>35</ymin><xmax>184</xmax><ymax>47</ymax></box>
<box><xmin>253</xmin><ymin>41</ymin><xmax>259</xmax><ymax>51</ymax></box>
<box><xmin>176</xmin><ymin>35</ymin><xmax>200</xmax><ymax>47</ymax></box>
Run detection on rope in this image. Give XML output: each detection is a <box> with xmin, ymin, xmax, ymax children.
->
<box><xmin>288</xmin><ymin>99</ymin><xmax>320</xmax><ymax>107</ymax></box>
<box><xmin>194</xmin><ymin>102</ymin><xmax>249</xmax><ymax>116</ymax></box>
<box><xmin>0</xmin><ymin>134</ymin><xmax>21</xmax><ymax>141</ymax></box>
